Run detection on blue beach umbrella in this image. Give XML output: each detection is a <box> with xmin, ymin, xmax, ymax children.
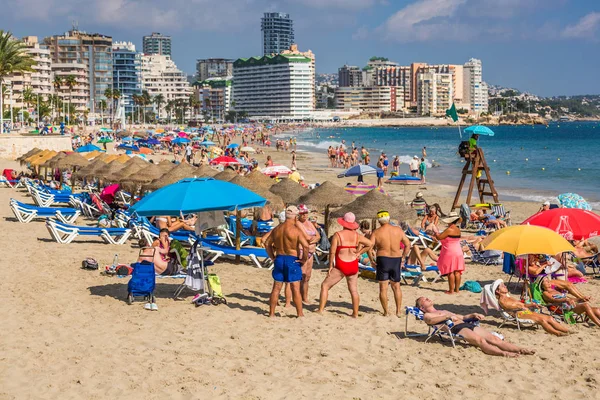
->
<box><xmin>172</xmin><ymin>137</ymin><xmax>191</xmax><ymax>145</ymax></box>
<box><xmin>200</xmin><ymin>140</ymin><xmax>216</xmax><ymax>146</ymax></box>
<box><xmin>121</xmin><ymin>136</ymin><xmax>133</xmax><ymax>142</ymax></box>
<box><xmin>76</xmin><ymin>144</ymin><xmax>102</xmax><ymax>153</ymax></box>
<box><xmin>146</xmin><ymin>138</ymin><xmax>160</xmax><ymax>145</ymax></box>
<box><xmin>558</xmin><ymin>193</ymin><xmax>592</xmax><ymax>211</ymax></box>
<box><xmin>227</xmin><ymin>143</ymin><xmax>239</xmax><ymax>149</ymax></box>
<box><xmin>337</xmin><ymin>164</ymin><xmax>382</xmax><ymax>178</ymax></box>
<box><xmin>117</xmin><ymin>144</ymin><xmax>140</xmax><ymax>152</ymax></box>
<box><xmin>464</xmin><ymin>125</ymin><xmax>495</xmax><ymax>136</ymax></box>
<box><xmin>130</xmin><ymin>178</ymin><xmax>266</xmax><ymax>216</ymax></box>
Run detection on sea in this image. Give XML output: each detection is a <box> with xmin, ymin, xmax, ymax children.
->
<box><xmin>286</xmin><ymin>122</ymin><xmax>600</xmax><ymax>207</ymax></box>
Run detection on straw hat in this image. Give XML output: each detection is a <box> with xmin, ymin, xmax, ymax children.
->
<box><xmin>442</xmin><ymin>211</ymin><xmax>461</xmax><ymax>225</ymax></box>
<box><xmin>338</xmin><ymin>212</ymin><xmax>359</xmax><ymax>230</ymax></box>
<box><xmin>416</xmin><ymin>192</ymin><xmax>424</xmax><ymax>198</ymax></box>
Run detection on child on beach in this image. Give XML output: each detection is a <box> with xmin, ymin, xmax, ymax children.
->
<box><xmin>419</xmin><ymin>158</ymin><xmax>427</xmax><ymax>183</ymax></box>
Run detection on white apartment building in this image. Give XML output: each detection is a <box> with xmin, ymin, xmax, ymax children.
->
<box><xmin>193</xmin><ymin>76</ymin><xmax>233</xmax><ymax>121</ymax></box>
<box><xmin>52</xmin><ymin>62</ymin><xmax>89</xmax><ymax>111</ymax></box>
<box><xmin>463</xmin><ymin>58</ymin><xmax>489</xmax><ymax>114</ymax></box>
<box><xmin>335</xmin><ymin>86</ymin><xmax>401</xmax><ymax>112</ymax></box>
<box><xmin>233</xmin><ymin>53</ymin><xmax>314</xmax><ymax>119</ymax></box>
<box><xmin>140</xmin><ymin>54</ymin><xmax>192</xmax><ymax>118</ymax></box>
<box><xmin>417</xmin><ymin>72</ymin><xmax>453</xmax><ymax>116</ymax></box>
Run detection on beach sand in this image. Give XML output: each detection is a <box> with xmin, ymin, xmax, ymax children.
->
<box><xmin>1</xmin><ymin>143</ymin><xmax>600</xmax><ymax>399</ymax></box>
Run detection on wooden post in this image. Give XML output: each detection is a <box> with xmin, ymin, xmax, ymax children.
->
<box><xmin>235</xmin><ymin>208</ymin><xmax>242</xmax><ymax>264</ymax></box>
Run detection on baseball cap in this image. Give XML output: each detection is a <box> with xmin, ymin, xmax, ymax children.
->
<box><xmin>285</xmin><ymin>205</ymin><xmax>299</xmax><ymax>219</ymax></box>
<box><xmin>543</xmin><ymin>201</ymin><xmax>550</xmax><ymax>206</ymax></box>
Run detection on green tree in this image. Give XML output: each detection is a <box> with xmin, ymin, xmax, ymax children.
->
<box><xmin>98</xmin><ymin>99</ymin><xmax>107</xmax><ymax>125</ymax></box>
<box><xmin>52</xmin><ymin>77</ymin><xmax>62</xmax><ymax>122</ymax></box>
<box><xmin>64</xmin><ymin>75</ymin><xmax>77</xmax><ymax>123</ymax></box>
<box><xmin>0</xmin><ymin>30</ymin><xmax>36</xmax><ymax>132</ymax></box>
<box><xmin>153</xmin><ymin>93</ymin><xmax>164</xmax><ymax>121</ymax></box>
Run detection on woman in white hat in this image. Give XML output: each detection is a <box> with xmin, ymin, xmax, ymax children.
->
<box><xmin>434</xmin><ymin>211</ymin><xmax>465</xmax><ymax>294</ymax></box>
<box><xmin>318</xmin><ymin>212</ymin><xmax>373</xmax><ymax>318</ymax></box>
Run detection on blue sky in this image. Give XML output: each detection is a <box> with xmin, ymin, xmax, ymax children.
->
<box><xmin>2</xmin><ymin>0</ymin><xmax>599</xmax><ymax>96</ymax></box>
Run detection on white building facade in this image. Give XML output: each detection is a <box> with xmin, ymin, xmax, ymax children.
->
<box><xmin>417</xmin><ymin>72</ymin><xmax>453</xmax><ymax>116</ymax></box>
<box><xmin>463</xmin><ymin>58</ymin><xmax>489</xmax><ymax>114</ymax></box>
<box><xmin>140</xmin><ymin>54</ymin><xmax>192</xmax><ymax>118</ymax></box>
<box><xmin>233</xmin><ymin>53</ymin><xmax>314</xmax><ymax>119</ymax></box>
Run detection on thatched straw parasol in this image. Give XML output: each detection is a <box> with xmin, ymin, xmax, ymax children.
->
<box><xmin>144</xmin><ymin>162</ymin><xmax>199</xmax><ymax>191</ymax></box>
<box><xmin>246</xmin><ymin>169</ymin><xmax>275</xmax><ymax>188</ymax></box>
<box><xmin>94</xmin><ymin>160</ymin><xmax>126</xmax><ymax>180</ymax></box>
<box><xmin>295</xmin><ymin>181</ymin><xmax>355</xmax><ymax>209</ymax></box>
<box><xmin>55</xmin><ymin>153</ymin><xmax>89</xmax><ymax>169</ymax></box>
<box><xmin>29</xmin><ymin>151</ymin><xmax>58</xmax><ymax>167</ymax></box>
<box><xmin>42</xmin><ymin>152</ymin><xmax>67</xmax><ymax>168</ymax></box>
<box><xmin>213</xmin><ymin>169</ymin><xmax>238</xmax><ymax>181</ymax></box>
<box><xmin>18</xmin><ymin>148</ymin><xmax>43</xmax><ymax>163</ymax></box>
<box><xmin>116</xmin><ymin>130</ymin><xmax>132</xmax><ymax>138</ymax></box>
<box><xmin>73</xmin><ymin>158</ymin><xmax>107</xmax><ymax>179</ymax></box>
<box><xmin>108</xmin><ymin>162</ymin><xmax>145</xmax><ymax>182</ymax></box>
<box><xmin>269</xmin><ymin>178</ymin><xmax>309</xmax><ymax>204</ymax></box>
<box><xmin>126</xmin><ymin>164</ymin><xmax>164</xmax><ymax>184</ymax></box>
<box><xmin>102</xmin><ymin>154</ymin><xmax>119</xmax><ymax>163</ymax></box>
<box><xmin>23</xmin><ymin>149</ymin><xmax>50</xmax><ymax>165</ymax></box>
<box><xmin>82</xmin><ymin>150</ymin><xmax>103</xmax><ymax>160</ymax></box>
<box><xmin>195</xmin><ymin>164</ymin><xmax>218</xmax><ymax>177</ymax></box>
<box><xmin>114</xmin><ymin>154</ymin><xmax>132</xmax><ymax>163</ymax></box>
<box><xmin>229</xmin><ymin>175</ymin><xmax>285</xmax><ymax>211</ymax></box>
<box><xmin>330</xmin><ymin>189</ymin><xmax>413</xmax><ymax>222</ymax></box>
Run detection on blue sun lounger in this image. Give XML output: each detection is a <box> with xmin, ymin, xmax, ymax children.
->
<box><xmin>133</xmin><ymin>217</ymin><xmax>223</xmax><ymax>245</ymax></box>
<box><xmin>10</xmin><ymin>199</ymin><xmax>80</xmax><ymax>223</ymax></box>
<box><xmin>46</xmin><ymin>219</ymin><xmax>132</xmax><ymax>245</ymax></box>
<box><xmin>198</xmin><ymin>239</ymin><xmax>272</xmax><ymax>269</ymax></box>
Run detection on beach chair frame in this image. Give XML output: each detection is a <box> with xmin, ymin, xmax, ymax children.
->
<box><xmin>10</xmin><ymin>199</ymin><xmax>80</xmax><ymax>224</ymax></box>
<box><xmin>404</xmin><ymin>307</ymin><xmax>471</xmax><ymax>348</ymax></box>
<box><xmin>45</xmin><ymin>219</ymin><xmax>132</xmax><ymax>245</ymax></box>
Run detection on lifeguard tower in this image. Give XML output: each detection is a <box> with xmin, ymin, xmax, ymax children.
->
<box><xmin>451</xmin><ymin>127</ymin><xmax>499</xmax><ymax>211</ymax></box>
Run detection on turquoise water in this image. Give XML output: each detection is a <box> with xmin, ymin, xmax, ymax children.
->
<box><xmin>291</xmin><ymin>122</ymin><xmax>600</xmax><ymax>206</ymax></box>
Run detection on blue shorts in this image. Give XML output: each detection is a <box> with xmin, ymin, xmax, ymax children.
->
<box><xmin>377</xmin><ymin>171</ymin><xmax>384</xmax><ymax>178</ymax></box>
<box><xmin>272</xmin><ymin>255</ymin><xmax>302</xmax><ymax>283</ymax></box>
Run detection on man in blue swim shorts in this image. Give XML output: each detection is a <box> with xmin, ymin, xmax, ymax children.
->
<box><xmin>264</xmin><ymin>206</ymin><xmax>310</xmax><ymax>318</ymax></box>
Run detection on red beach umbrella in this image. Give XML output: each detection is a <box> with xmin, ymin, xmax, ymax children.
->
<box><xmin>210</xmin><ymin>156</ymin><xmax>240</xmax><ymax>166</ymax></box>
<box><xmin>522</xmin><ymin>208</ymin><xmax>600</xmax><ymax>240</ymax></box>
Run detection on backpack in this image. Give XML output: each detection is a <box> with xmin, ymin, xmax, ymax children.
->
<box><xmin>82</xmin><ymin>257</ymin><xmax>99</xmax><ymax>270</ymax></box>
<box><xmin>458</xmin><ymin>141</ymin><xmax>470</xmax><ymax>157</ymax></box>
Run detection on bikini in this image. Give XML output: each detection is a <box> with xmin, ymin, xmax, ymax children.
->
<box><xmin>335</xmin><ymin>231</ymin><xmax>359</xmax><ymax>276</ymax></box>
<box><xmin>299</xmin><ymin>221</ymin><xmax>317</xmax><ymax>259</ymax></box>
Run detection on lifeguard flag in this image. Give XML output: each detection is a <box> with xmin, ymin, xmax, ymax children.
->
<box><xmin>446</xmin><ymin>103</ymin><xmax>458</xmax><ymax>122</ymax></box>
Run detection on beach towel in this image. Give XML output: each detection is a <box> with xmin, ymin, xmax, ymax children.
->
<box><xmin>480</xmin><ymin>279</ymin><xmax>503</xmax><ymax>314</ymax></box>
<box><xmin>503</xmin><ymin>253</ymin><xmax>515</xmax><ymax>275</ymax></box>
<box><xmin>100</xmin><ymin>183</ymin><xmax>119</xmax><ymax>205</ymax></box>
<box><xmin>460</xmin><ymin>280</ymin><xmax>482</xmax><ymax>293</ymax></box>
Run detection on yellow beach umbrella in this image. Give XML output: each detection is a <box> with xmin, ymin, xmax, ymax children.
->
<box><xmin>482</xmin><ymin>225</ymin><xmax>574</xmax><ymax>256</ymax></box>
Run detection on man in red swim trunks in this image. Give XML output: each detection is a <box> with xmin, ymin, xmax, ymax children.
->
<box><xmin>369</xmin><ymin>210</ymin><xmax>411</xmax><ymax>317</ymax></box>
<box><xmin>264</xmin><ymin>206</ymin><xmax>310</xmax><ymax>318</ymax></box>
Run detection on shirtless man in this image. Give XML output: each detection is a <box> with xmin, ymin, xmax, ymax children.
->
<box><xmin>493</xmin><ymin>281</ymin><xmax>570</xmax><ymax>336</ymax></box>
<box><xmin>368</xmin><ymin>210</ymin><xmax>411</xmax><ymax>316</ymax></box>
<box><xmin>417</xmin><ymin>297</ymin><xmax>536</xmax><ymax>357</ymax></box>
<box><xmin>264</xmin><ymin>206</ymin><xmax>310</xmax><ymax>317</ymax></box>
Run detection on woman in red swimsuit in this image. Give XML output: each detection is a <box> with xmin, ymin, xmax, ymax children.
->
<box><xmin>318</xmin><ymin>212</ymin><xmax>373</xmax><ymax>318</ymax></box>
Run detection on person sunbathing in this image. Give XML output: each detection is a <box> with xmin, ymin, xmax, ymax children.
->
<box><xmin>572</xmin><ymin>240</ymin><xmax>598</xmax><ymax>259</ymax></box>
<box><xmin>150</xmin><ymin>229</ymin><xmax>179</xmax><ymax>276</ymax></box>
<box><xmin>407</xmin><ymin>243</ymin><xmax>438</xmax><ymax>269</ymax></box>
<box><xmin>539</xmin><ymin>276</ymin><xmax>600</xmax><ymax>327</ymax></box>
<box><xmin>475</xmin><ymin>210</ymin><xmax>506</xmax><ymax>229</ymax></box>
<box><xmin>494</xmin><ymin>282</ymin><xmax>569</xmax><ymax>336</ymax></box>
<box><xmin>153</xmin><ymin>215</ymin><xmax>197</xmax><ymax>233</ymax></box>
<box><xmin>528</xmin><ymin>255</ymin><xmax>589</xmax><ymax>298</ymax></box>
<box><xmin>416</xmin><ymin>297</ymin><xmax>535</xmax><ymax>357</ymax></box>
<box><xmin>421</xmin><ymin>207</ymin><xmax>439</xmax><ymax>235</ymax></box>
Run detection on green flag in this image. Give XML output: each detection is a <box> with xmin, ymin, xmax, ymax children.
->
<box><xmin>446</xmin><ymin>103</ymin><xmax>458</xmax><ymax>122</ymax></box>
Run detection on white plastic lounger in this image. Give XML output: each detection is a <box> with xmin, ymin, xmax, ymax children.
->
<box><xmin>46</xmin><ymin>219</ymin><xmax>132</xmax><ymax>245</ymax></box>
<box><xmin>10</xmin><ymin>199</ymin><xmax>80</xmax><ymax>224</ymax></box>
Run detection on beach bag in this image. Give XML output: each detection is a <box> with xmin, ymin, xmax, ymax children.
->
<box><xmin>128</xmin><ymin>261</ymin><xmax>156</xmax><ymax>297</ymax></box>
<box><xmin>458</xmin><ymin>141</ymin><xmax>470</xmax><ymax>157</ymax></box>
<box><xmin>460</xmin><ymin>281</ymin><xmax>482</xmax><ymax>293</ymax></box>
<box><xmin>81</xmin><ymin>257</ymin><xmax>99</xmax><ymax>270</ymax></box>
<box><xmin>98</xmin><ymin>214</ymin><xmax>111</xmax><ymax>228</ymax></box>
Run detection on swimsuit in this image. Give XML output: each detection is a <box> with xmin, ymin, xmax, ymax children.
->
<box><xmin>335</xmin><ymin>232</ymin><xmax>359</xmax><ymax>276</ymax></box>
<box><xmin>375</xmin><ymin>256</ymin><xmax>402</xmax><ymax>282</ymax></box>
<box><xmin>272</xmin><ymin>255</ymin><xmax>302</xmax><ymax>283</ymax></box>
<box><xmin>450</xmin><ymin>322</ymin><xmax>477</xmax><ymax>335</ymax></box>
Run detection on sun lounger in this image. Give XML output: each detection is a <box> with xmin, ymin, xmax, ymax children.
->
<box><xmin>31</xmin><ymin>187</ymin><xmax>82</xmax><ymax>208</ymax></box>
<box><xmin>45</xmin><ymin>219</ymin><xmax>132</xmax><ymax>245</ymax></box>
<box><xmin>404</xmin><ymin>306</ymin><xmax>477</xmax><ymax>348</ymax></box>
<box><xmin>359</xmin><ymin>264</ymin><xmax>423</xmax><ymax>286</ymax></box>
<box><xmin>0</xmin><ymin>176</ymin><xmax>16</xmax><ymax>188</ymax></box>
<box><xmin>404</xmin><ymin>263</ymin><xmax>441</xmax><ymax>283</ymax></box>
<box><xmin>199</xmin><ymin>239</ymin><xmax>272</xmax><ymax>269</ymax></box>
<box><xmin>466</xmin><ymin>243</ymin><xmax>502</xmax><ymax>265</ymax></box>
<box><xmin>10</xmin><ymin>199</ymin><xmax>80</xmax><ymax>223</ymax></box>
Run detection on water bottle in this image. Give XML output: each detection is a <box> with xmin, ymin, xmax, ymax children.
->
<box><xmin>112</xmin><ymin>254</ymin><xmax>119</xmax><ymax>268</ymax></box>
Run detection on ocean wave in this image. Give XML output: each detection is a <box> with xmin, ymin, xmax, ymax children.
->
<box><xmin>297</xmin><ymin>140</ymin><xmax>342</xmax><ymax>150</ymax></box>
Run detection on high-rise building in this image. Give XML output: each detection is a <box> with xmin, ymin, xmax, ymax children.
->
<box><xmin>112</xmin><ymin>42</ymin><xmax>142</xmax><ymax>116</ymax></box>
<box><xmin>140</xmin><ymin>54</ymin><xmax>192</xmax><ymax>118</ymax></box>
<box><xmin>261</xmin><ymin>12</ymin><xmax>294</xmax><ymax>56</ymax></box>
<box><xmin>44</xmin><ymin>29</ymin><xmax>113</xmax><ymax>112</ymax></box>
<box><xmin>338</xmin><ymin>65</ymin><xmax>363</xmax><ymax>88</ymax></box>
<box><xmin>280</xmin><ymin>45</ymin><xmax>316</xmax><ymax>111</ymax></box>
<box><xmin>195</xmin><ymin>58</ymin><xmax>233</xmax><ymax>82</ymax></box>
<box><xmin>463</xmin><ymin>58</ymin><xmax>488</xmax><ymax>114</ymax></box>
<box><xmin>233</xmin><ymin>52</ymin><xmax>314</xmax><ymax>119</ymax></box>
<box><xmin>192</xmin><ymin>76</ymin><xmax>233</xmax><ymax>122</ymax></box>
<box><xmin>143</xmin><ymin>32</ymin><xmax>171</xmax><ymax>57</ymax></box>
<box><xmin>51</xmin><ymin>62</ymin><xmax>89</xmax><ymax>111</ymax></box>
<box><xmin>417</xmin><ymin>72</ymin><xmax>453</xmax><ymax>116</ymax></box>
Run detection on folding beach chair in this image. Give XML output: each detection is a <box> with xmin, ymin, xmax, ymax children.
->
<box><xmin>571</xmin><ymin>253</ymin><xmax>600</xmax><ymax>277</ymax></box>
<box><xmin>404</xmin><ymin>307</ymin><xmax>477</xmax><ymax>348</ymax></box>
<box><xmin>491</xmin><ymin>203</ymin><xmax>511</xmax><ymax>226</ymax></box>
<box><xmin>10</xmin><ymin>199</ymin><xmax>80</xmax><ymax>224</ymax></box>
<box><xmin>45</xmin><ymin>219</ymin><xmax>132</xmax><ymax>245</ymax></box>
<box><xmin>199</xmin><ymin>239</ymin><xmax>272</xmax><ymax>269</ymax></box>
<box><xmin>466</xmin><ymin>243</ymin><xmax>502</xmax><ymax>265</ymax></box>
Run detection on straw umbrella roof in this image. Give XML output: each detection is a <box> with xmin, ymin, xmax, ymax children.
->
<box><xmin>82</xmin><ymin>150</ymin><xmax>103</xmax><ymax>160</ymax></box>
<box><xmin>295</xmin><ymin>181</ymin><xmax>355</xmax><ymax>209</ymax></box>
<box><xmin>23</xmin><ymin>149</ymin><xmax>50</xmax><ymax>165</ymax></box>
<box><xmin>73</xmin><ymin>158</ymin><xmax>107</xmax><ymax>179</ymax></box>
<box><xmin>102</xmin><ymin>154</ymin><xmax>120</xmax><ymax>163</ymax></box>
<box><xmin>213</xmin><ymin>169</ymin><xmax>238</xmax><ymax>181</ymax></box>
<box><xmin>108</xmin><ymin>162</ymin><xmax>145</xmax><ymax>182</ymax></box>
<box><xmin>127</xmin><ymin>164</ymin><xmax>164</xmax><ymax>184</ymax></box>
<box><xmin>114</xmin><ymin>154</ymin><xmax>131</xmax><ymax>163</ymax></box>
<box><xmin>195</xmin><ymin>164</ymin><xmax>218</xmax><ymax>177</ymax></box>
<box><xmin>18</xmin><ymin>148</ymin><xmax>43</xmax><ymax>163</ymax></box>
<box><xmin>229</xmin><ymin>176</ymin><xmax>285</xmax><ymax>211</ymax></box>
<box><xmin>246</xmin><ymin>169</ymin><xmax>275</xmax><ymax>188</ymax></box>
<box><xmin>42</xmin><ymin>152</ymin><xmax>67</xmax><ymax>168</ymax></box>
<box><xmin>144</xmin><ymin>162</ymin><xmax>199</xmax><ymax>190</ymax></box>
<box><xmin>330</xmin><ymin>189</ymin><xmax>413</xmax><ymax>222</ymax></box>
<box><xmin>269</xmin><ymin>178</ymin><xmax>309</xmax><ymax>204</ymax></box>
<box><xmin>55</xmin><ymin>152</ymin><xmax>89</xmax><ymax>169</ymax></box>
<box><xmin>30</xmin><ymin>151</ymin><xmax>58</xmax><ymax>167</ymax></box>
<box><xmin>94</xmin><ymin>160</ymin><xmax>126</xmax><ymax>180</ymax></box>
<box><xmin>116</xmin><ymin>130</ymin><xmax>132</xmax><ymax>137</ymax></box>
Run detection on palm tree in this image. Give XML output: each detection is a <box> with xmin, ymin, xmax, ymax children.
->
<box><xmin>52</xmin><ymin>77</ymin><xmax>62</xmax><ymax>122</ymax></box>
<box><xmin>111</xmin><ymin>89</ymin><xmax>121</xmax><ymax>125</ymax></box>
<box><xmin>98</xmin><ymin>99</ymin><xmax>107</xmax><ymax>125</ymax></box>
<box><xmin>64</xmin><ymin>75</ymin><xmax>76</xmax><ymax>124</ymax></box>
<box><xmin>153</xmin><ymin>94</ymin><xmax>164</xmax><ymax>121</ymax></box>
<box><xmin>140</xmin><ymin>90</ymin><xmax>151</xmax><ymax>125</ymax></box>
<box><xmin>104</xmin><ymin>88</ymin><xmax>113</xmax><ymax>126</ymax></box>
<box><xmin>165</xmin><ymin>100</ymin><xmax>174</xmax><ymax>124</ymax></box>
<box><xmin>0</xmin><ymin>30</ymin><xmax>36</xmax><ymax>132</ymax></box>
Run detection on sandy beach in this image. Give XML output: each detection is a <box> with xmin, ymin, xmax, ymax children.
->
<box><xmin>1</xmin><ymin>140</ymin><xmax>600</xmax><ymax>399</ymax></box>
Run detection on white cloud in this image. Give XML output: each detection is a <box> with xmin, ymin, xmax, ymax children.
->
<box><xmin>292</xmin><ymin>0</ymin><xmax>378</xmax><ymax>9</ymax></box>
<box><xmin>378</xmin><ymin>0</ymin><xmax>467</xmax><ymax>41</ymax></box>
<box><xmin>352</xmin><ymin>26</ymin><xmax>369</xmax><ymax>40</ymax></box>
<box><xmin>561</xmin><ymin>12</ymin><xmax>600</xmax><ymax>39</ymax></box>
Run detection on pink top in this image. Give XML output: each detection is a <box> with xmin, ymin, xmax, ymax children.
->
<box><xmin>437</xmin><ymin>237</ymin><xmax>465</xmax><ymax>276</ymax></box>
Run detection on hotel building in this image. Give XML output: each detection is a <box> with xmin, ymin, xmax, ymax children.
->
<box><xmin>261</xmin><ymin>12</ymin><xmax>294</xmax><ymax>56</ymax></box>
<box><xmin>143</xmin><ymin>32</ymin><xmax>171</xmax><ymax>57</ymax></box>
<box><xmin>464</xmin><ymin>58</ymin><xmax>489</xmax><ymax>114</ymax></box>
<box><xmin>112</xmin><ymin>41</ymin><xmax>142</xmax><ymax>116</ymax></box>
<box><xmin>195</xmin><ymin>58</ymin><xmax>234</xmax><ymax>82</ymax></box>
<box><xmin>416</xmin><ymin>72</ymin><xmax>453</xmax><ymax>116</ymax></box>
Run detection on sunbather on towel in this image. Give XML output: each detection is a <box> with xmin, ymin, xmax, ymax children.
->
<box><xmin>475</xmin><ymin>210</ymin><xmax>506</xmax><ymax>229</ymax></box>
<box><xmin>416</xmin><ymin>297</ymin><xmax>535</xmax><ymax>357</ymax></box>
<box><xmin>539</xmin><ymin>276</ymin><xmax>600</xmax><ymax>327</ymax></box>
<box><xmin>494</xmin><ymin>281</ymin><xmax>569</xmax><ymax>336</ymax></box>
<box><xmin>572</xmin><ymin>240</ymin><xmax>598</xmax><ymax>259</ymax></box>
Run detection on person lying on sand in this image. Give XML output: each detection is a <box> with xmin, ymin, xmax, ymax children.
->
<box><xmin>416</xmin><ymin>297</ymin><xmax>535</xmax><ymax>357</ymax></box>
<box><xmin>539</xmin><ymin>276</ymin><xmax>600</xmax><ymax>327</ymax></box>
<box><xmin>494</xmin><ymin>281</ymin><xmax>570</xmax><ymax>336</ymax></box>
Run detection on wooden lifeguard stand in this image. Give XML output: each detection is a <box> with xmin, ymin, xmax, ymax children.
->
<box><xmin>451</xmin><ymin>147</ymin><xmax>499</xmax><ymax>211</ymax></box>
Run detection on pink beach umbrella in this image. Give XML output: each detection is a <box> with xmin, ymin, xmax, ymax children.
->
<box><xmin>262</xmin><ymin>165</ymin><xmax>292</xmax><ymax>177</ymax></box>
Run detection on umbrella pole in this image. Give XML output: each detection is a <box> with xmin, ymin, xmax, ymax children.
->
<box><xmin>235</xmin><ymin>209</ymin><xmax>242</xmax><ymax>264</ymax></box>
<box><xmin>324</xmin><ymin>205</ymin><xmax>330</xmax><ymax>237</ymax></box>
